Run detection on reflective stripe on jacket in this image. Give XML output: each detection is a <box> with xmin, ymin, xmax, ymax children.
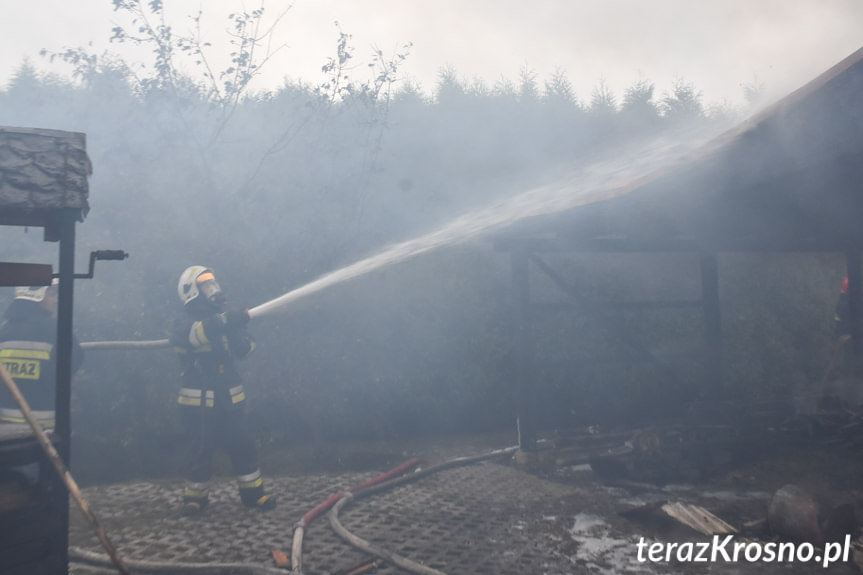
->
<box><xmin>0</xmin><ymin>300</ymin><xmax>83</xmax><ymax>419</ymax></box>
<box><xmin>170</xmin><ymin>305</ymin><xmax>254</xmax><ymax>410</ymax></box>
<box><xmin>0</xmin><ymin>407</ymin><xmax>55</xmax><ymax>429</ymax></box>
<box><xmin>177</xmin><ymin>385</ymin><xmax>246</xmax><ymax>407</ymax></box>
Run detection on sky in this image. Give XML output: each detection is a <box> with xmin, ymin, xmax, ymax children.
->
<box><xmin>2</xmin><ymin>0</ymin><xmax>862</xmax><ymax>106</ymax></box>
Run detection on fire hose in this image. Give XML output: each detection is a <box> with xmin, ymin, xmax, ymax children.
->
<box><xmin>79</xmin><ymin>305</ymin><xmax>270</xmax><ymax>351</ymax></box>
<box><xmin>289</xmin><ymin>458</ymin><xmax>423</xmax><ymax>574</ymax></box>
<box><xmin>67</xmin><ymin>547</ymin><xmax>289</xmax><ymax>574</ymax></box>
<box><xmin>300</xmin><ymin>446</ymin><xmax>519</xmax><ymax>575</ymax></box>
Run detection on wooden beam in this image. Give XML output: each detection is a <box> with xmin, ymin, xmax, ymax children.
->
<box><xmin>531</xmin><ymin>300</ymin><xmax>703</xmax><ymax>312</ymax></box>
<box><xmin>0</xmin><ymin>262</ymin><xmax>53</xmax><ymax>286</ymax></box>
<box><xmin>528</xmin><ymin>253</ymin><xmax>688</xmax><ymax>387</ymax></box>
<box><xmin>511</xmin><ymin>249</ymin><xmax>537</xmax><ymax>451</ymax></box>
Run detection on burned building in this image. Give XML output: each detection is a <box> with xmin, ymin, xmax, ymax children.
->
<box><xmin>495</xmin><ymin>47</ymin><xmax>863</xmax><ymax>450</ymax></box>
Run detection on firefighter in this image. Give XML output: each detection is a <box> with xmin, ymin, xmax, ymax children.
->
<box><xmin>830</xmin><ymin>276</ymin><xmax>863</xmax><ymax>379</ymax></box>
<box><xmin>0</xmin><ymin>282</ymin><xmax>84</xmax><ymax>431</ymax></box>
<box><xmin>171</xmin><ymin>266</ymin><xmax>276</xmax><ymax>516</ymax></box>
<box><xmin>834</xmin><ymin>277</ymin><xmax>851</xmax><ymax>341</ymax></box>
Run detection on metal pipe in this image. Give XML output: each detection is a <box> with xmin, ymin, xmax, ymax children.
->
<box><xmin>54</xmin><ymin>211</ymin><xmax>77</xmax><ymax>571</ymax></box>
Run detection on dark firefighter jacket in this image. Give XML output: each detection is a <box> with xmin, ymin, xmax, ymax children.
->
<box><xmin>0</xmin><ymin>299</ymin><xmax>84</xmax><ymax>428</ymax></box>
<box><xmin>170</xmin><ymin>304</ymin><xmax>255</xmax><ymax>410</ymax></box>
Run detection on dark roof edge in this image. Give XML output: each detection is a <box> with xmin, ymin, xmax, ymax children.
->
<box><xmin>713</xmin><ymin>46</ymin><xmax>863</xmax><ymax>145</ymax></box>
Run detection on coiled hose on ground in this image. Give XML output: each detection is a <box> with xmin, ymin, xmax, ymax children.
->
<box><xmin>322</xmin><ymin>446</ymin><xmax>519</xmax><ymax>575</ymax></box>
<box><xmin>290</xmin><ymin>457</ymin><xmax>424</xmax><ymax>574</ymax></box>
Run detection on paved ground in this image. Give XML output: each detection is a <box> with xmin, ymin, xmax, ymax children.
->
<box><xmin>67</xmin><ymin>436</ymin><xmax>863</xmax><ymax>575</ymax></box>
<box><xmin>70</xmin><ymin>460</ymin><xmax>589</xmax><ymax>574</ymax></box>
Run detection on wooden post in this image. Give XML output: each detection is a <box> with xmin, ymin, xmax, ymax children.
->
<box><xmin>512</xmin><ymin>249</ymin><xmax>536</xmax><ymax>451</ymax></box>
<box><xmin>700</xmin><ymin>253</ymin><xmax>723</xmax><ymax>394</ymax></box>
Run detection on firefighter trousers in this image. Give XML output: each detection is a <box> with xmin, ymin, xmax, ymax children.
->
<box><xmin>180</xmin><ymin>402</ymin><xmax>263</xmax><ymax>501</ymax></box>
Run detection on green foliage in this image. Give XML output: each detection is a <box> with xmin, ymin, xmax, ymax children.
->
<box><xmin>543</xmin><ymin>68</ymin><xmax>577</xmax><ymax>106</ymax></box>
<box><xmin>518</xmin><ymin>66</ymin><xmax>539</xmax><ymax>103</ymax></box>
<box><xmin>742</xmin><ymin>75</ymin><xmax>766</xmax><ymax>108</ymax></box>
<box><xmin>662</xmin><ymin>78</ymin><xmax>704</xmax><ymax>123</ymax></box>
<box><xmin>590</xmin><ymin>78</ymin><xmax>617</xmax><ymax>115</ymax></box>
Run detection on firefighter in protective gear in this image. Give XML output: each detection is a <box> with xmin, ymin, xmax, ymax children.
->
<box><xmin>171</xmin><ymin>266</ymin><xmax>276</xmax><ymax>516</ymax></box>
<box><xmin>0</xmin><ymin>282</ymin><xmax>84</xmax><ymax>430</ymax></box>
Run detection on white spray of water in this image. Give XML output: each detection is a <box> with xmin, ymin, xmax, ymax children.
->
<box><xmin>80</xmin><ymin>126</ymin><xmax>726</xmax><ymax>349</ymax></box>
<box><xmin>249</xmin><ymin>127</ymin><xmax>720</xmax><ymax>319</ymax></box>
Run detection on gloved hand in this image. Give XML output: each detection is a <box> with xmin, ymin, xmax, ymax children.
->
<box><xmin>218</xmin><ymin>308</ymin><xmax>251</xmax><ymax>329</ymax></box>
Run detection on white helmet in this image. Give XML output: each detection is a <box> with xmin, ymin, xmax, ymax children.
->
<box><xmin>15</xmin><ymin>278</ymin><xmax>58</xmax><ymax>303</ymax></box>
<box><xmin>177</xmin><ymin>266</ymin><xmax>223</xmax><ymax>306</ymax></box>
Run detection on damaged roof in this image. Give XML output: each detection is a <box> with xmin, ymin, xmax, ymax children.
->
<box><xmin>498</xmin><ymin>46</ymin><xmax>863</xmax><ymax>252</ymax></box>
<box><xmin>0</xmin><ymin>126</ymin><xmax>91</xmax><ymax>231</ymax></box>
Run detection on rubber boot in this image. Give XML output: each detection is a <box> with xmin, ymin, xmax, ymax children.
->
<box><xmin>240</xmin><ymin>485</ymin><xmax>277</xmax><ymax>511</ymax></box>
<box><xmin>182</xmin><ymin>483</ymin><xmax>210</xmax><ymax>517</ymax></box>
<box><xmin>181</xmin><ymin>495</ymin><xmax>209</xmax><ymax>517</ymax></box>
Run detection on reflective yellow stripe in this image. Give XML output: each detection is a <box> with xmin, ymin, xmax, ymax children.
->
<box><xmin>228</xmin><ymin>385</ymin><xmax>246</xmax><ymax>404</ymax></box>
<box><xmin>178</xmin><ymin>389</ymin><xmax>215</xmax><ymax>407</ymax></box>
<box><xmin>1</xmin><ymin>408</ymin><xmax>53</xmax><ymax>420</ymax></box>
<box><xmin>189</xmin><ymin>321</ymin><xmax>210</xmax><ymax>350</ymax></box>
<box><xmin>0</xmin><ymin>349</ymin><xmax>50</xmax><ymax>360</ymax></box>
<box><xmin>237</xmin><ymin>469</ymin><xmax>263</xmax><ymax>489</ymax></box>
<box><xmin>184</xmin><ymin>487</ymin><xmax>210</xmax><ymax>498</ymax></box>
<box><xmin>0</xmin><ymin>408</ymin><xmax>55</xmax><ymax>428</ymax></box>
<box><xmin>0</xmin><ymin>418</ymin><xmax>56</xmax><ymax>428</ymax></box>
<box><xmin>177</xmin><ymin>396</ymin><xmax>215</xmax><ymax>407</ymax></box>
<box><xmin>0</xmin><ymin>341</ymin><xmax>52</xmax><ymax>352</ymax></box>
<box><xmin>195</xmin><ymin>322</ymin><xmax>208</xmax><ymax>343</ymax></box>
<box><xmin>238</xmin><ymin>477</ymin><xmax>263</xmax><ymax>489</ymax></box>
<box><xmin>237</xmin><ymin>469</ymin><xmax>261</xmax><ymax>482</ymax></box>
